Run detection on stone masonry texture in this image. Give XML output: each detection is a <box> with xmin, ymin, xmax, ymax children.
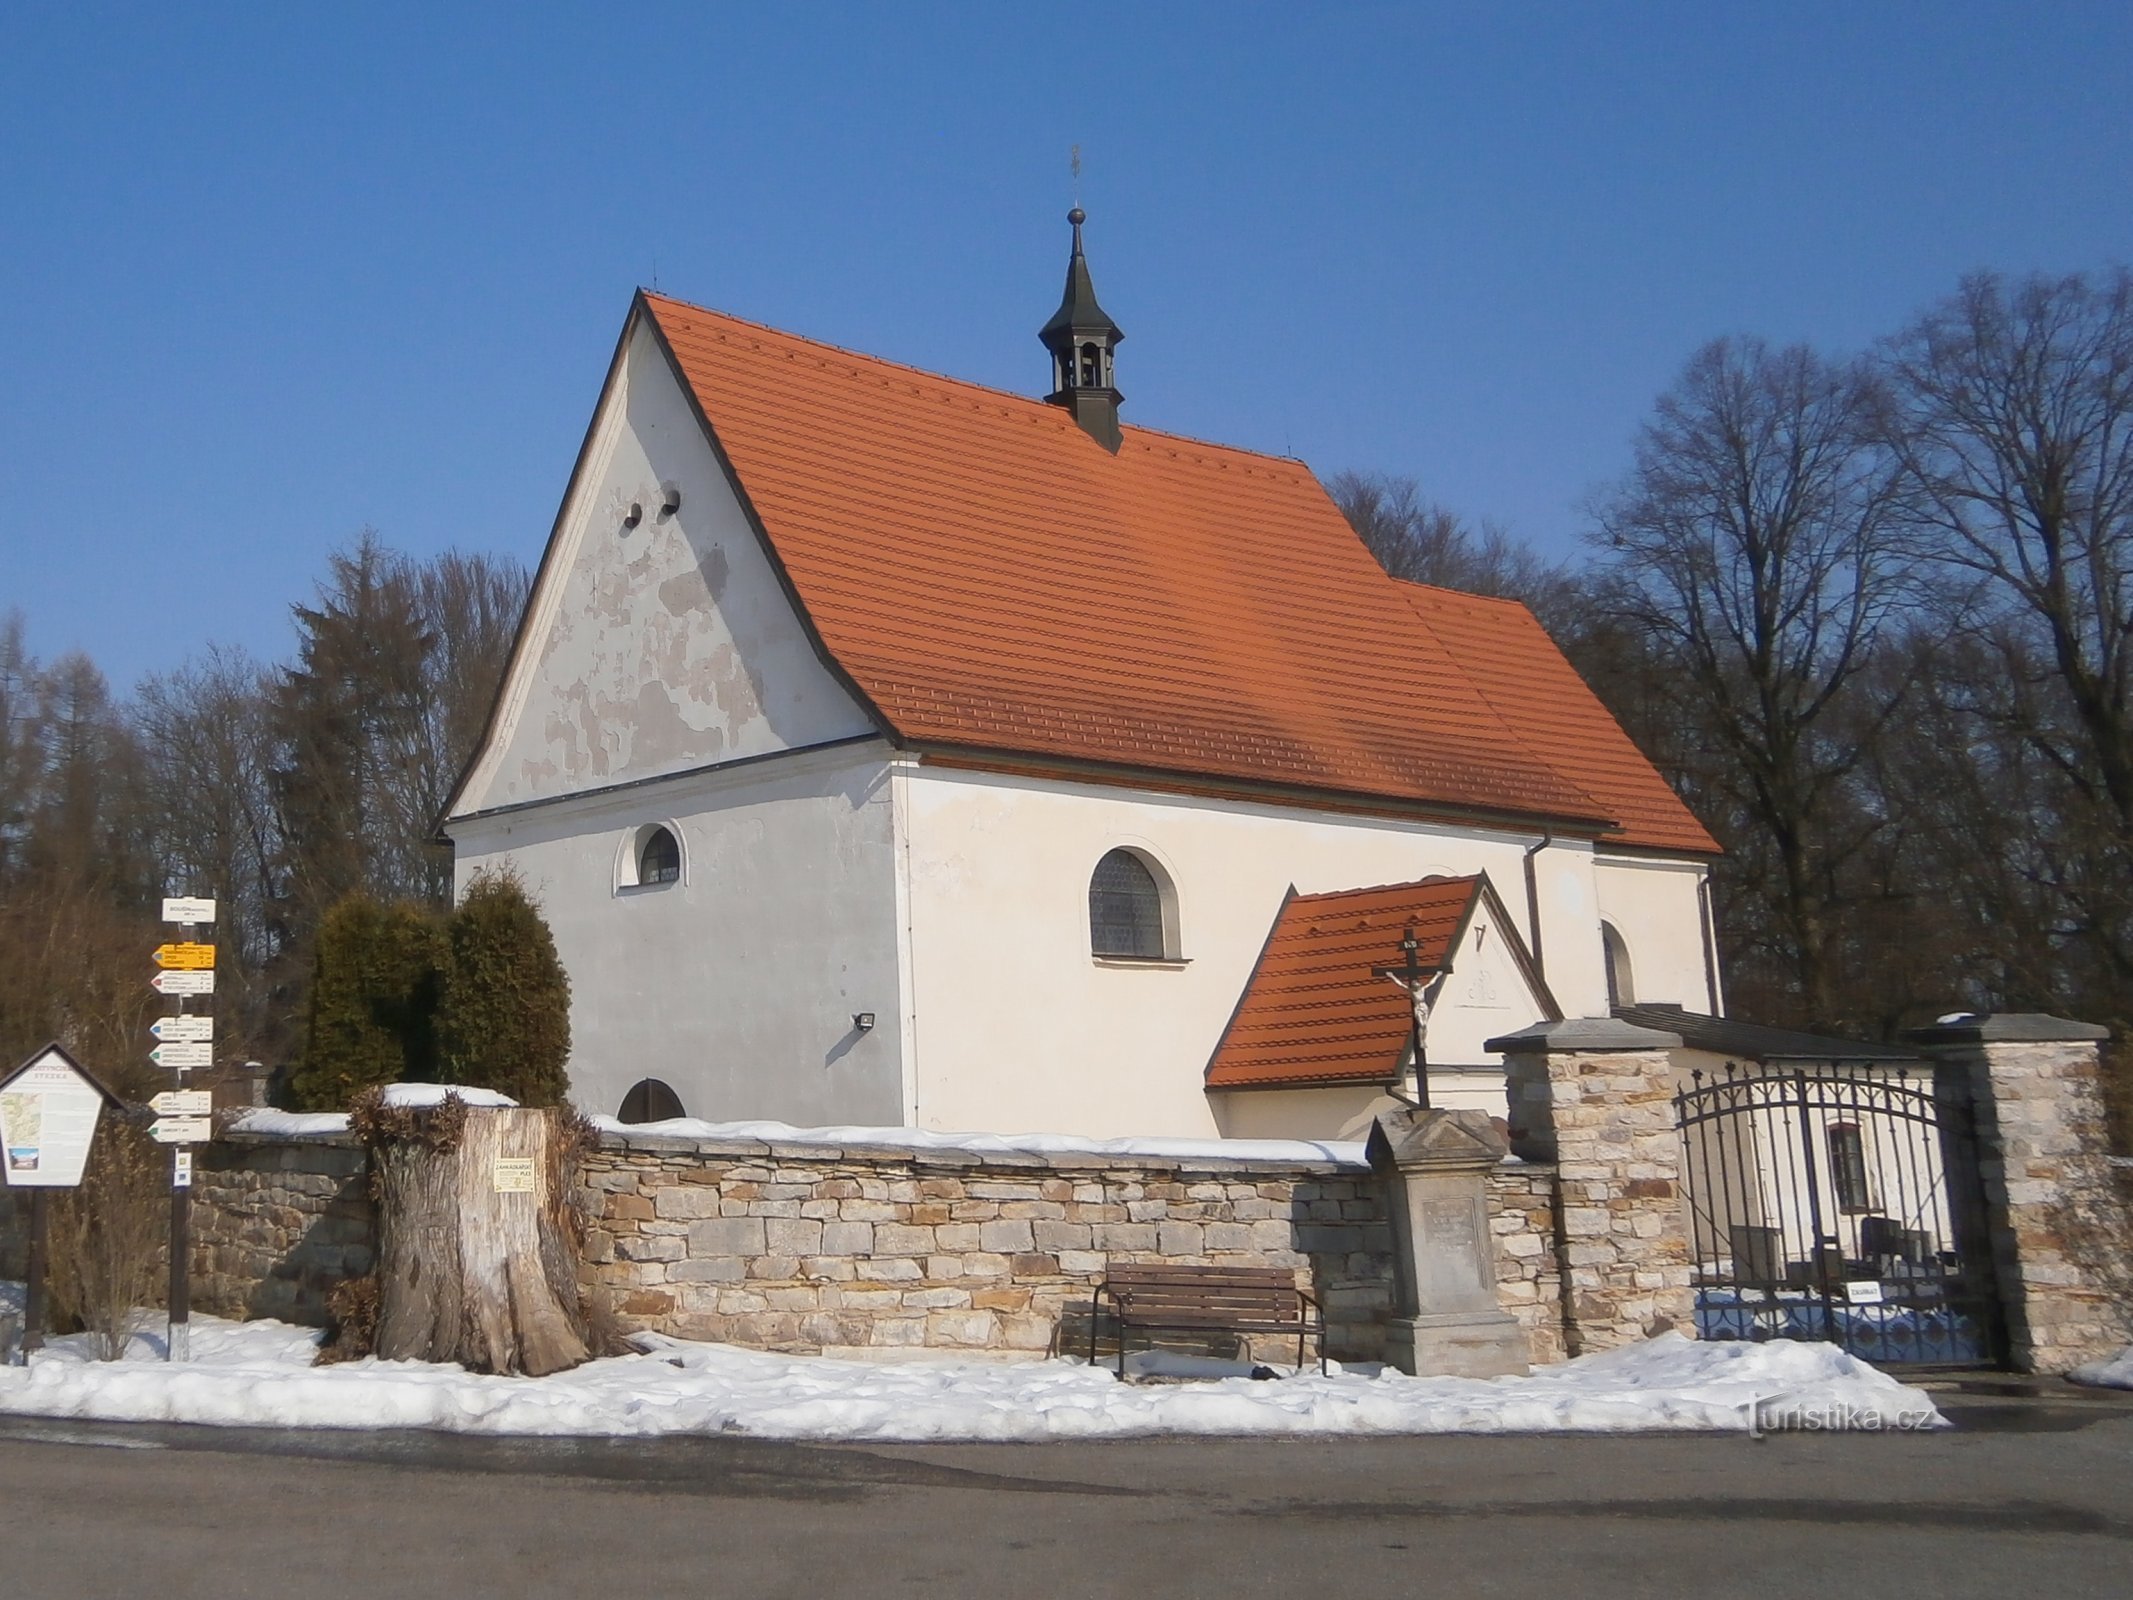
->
<box><xmin>1922</xmin><ymin>1034</ymin><xmax>2133</xmax><ymax>1374</ymax></box>
<box><xmin>1506</xmin><ymin>1044</ymin><xmax>1694</xmax><ymax>1353</ymax></box>
<box><xmin>188</xmin><ymin>1133</ymin><xmax>375</xmax><ymax>1325</ymax></box>
<box><xmin>578</xmin><ymin>1131</ymin><xmax>1569</xmax><ymax>1365</ymax></box>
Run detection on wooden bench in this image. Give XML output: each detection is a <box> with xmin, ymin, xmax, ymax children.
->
<box><xmin>1089</xmin><ymin>1264</ymin><xmax>1325</xmax><ymax>1376</ymax></box>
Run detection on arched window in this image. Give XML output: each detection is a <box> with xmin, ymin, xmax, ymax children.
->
<box><xmin>638</xmin><ymin>826</ymin><xmax>681</xmax><ymax>886</ymax></box>
<box><xmin>1601</xmin><ymin>921</ymin><xmax>1635</xmax><ymax>1007</ymax></box>
<box><xmin>618</xmin><ymin>1078</ymin><xmax>686</xmax><ymax>1124</ymax></box>
<box><xmin>1089</xmin><ymin>848</ymin><xmax>1168</xmax><ymax>959</ymax></box>
<box><xmin>1079</xmin><ymin>341</ymin><xmax>1101</xmax><ymax>386</ymax></box>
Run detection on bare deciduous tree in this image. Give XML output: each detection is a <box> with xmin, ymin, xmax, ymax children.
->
<box><xmin>1593</xmin><ymin>337</ymin><xmax>1907</xmax><ymax>1025</ymax></box>
<box><xmin>1883</xmin><ymin>269</ymin><xmax>2133</xmax><ymax>999</ymax></box>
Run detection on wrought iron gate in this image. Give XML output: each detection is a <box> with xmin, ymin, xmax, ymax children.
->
<box><xmin>1673</xmin><ymin>1065</ymin><xmax>2002</xmax><ymax>1367</ymax></box>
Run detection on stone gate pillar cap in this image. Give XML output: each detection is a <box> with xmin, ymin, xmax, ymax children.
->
<box><xmin>1904</xmin><ymin>1012</ymin><xmax>2110</xmax><ymax>1045</ymax></box>
<box><xmin>1484</xmin><ymin>1017</ymin><xmax>1683</xmax><ymax>1054</ymax></box>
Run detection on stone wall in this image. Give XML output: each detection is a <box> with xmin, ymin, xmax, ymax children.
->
<box><xmin>188</xmin><ymin>1132</ymin><xmax>374</xmax><ymax>1325</ymax></box>
<box><xmin>581</xmin><ymin>1129</ymin><xmax>1568</xmax><ymax>1364</ymax></box>
<box><xmin>3</xmin><ymin>1125</ymin><xmax>1569</xmax><ymax>1365</ymax></box>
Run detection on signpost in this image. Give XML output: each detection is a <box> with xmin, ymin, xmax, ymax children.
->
<box><xmin>153</xmin><ymin>897</ymin><xmax>215</xmax><ymax>1363</ymax></box>
<box><xmin>1</xmin><ymin>1044</ymin><xmax>122</xmax><ymax>1362</ymax></box>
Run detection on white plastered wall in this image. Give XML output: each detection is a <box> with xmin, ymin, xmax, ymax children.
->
<box><xmin>1593</xmin><ymin>854</ymin><xmax>1718</xmax><ymax>1012</ymax></box>
<box><xmin>450</xmin><ymin>742</ymin><xmax>906</xmax><ymax>1128</ymax></box>
<box><xmin>896</xmin><ymin>764</ymin><xmax>1705</xmax><ymax>1140</ymax></box>
<box><xmin>452</xmin><ymin>315</ymin><xmax>875</xmax><ymax>818</ymax></box>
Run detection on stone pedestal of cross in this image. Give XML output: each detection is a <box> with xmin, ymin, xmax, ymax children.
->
<box><xmin>1367</xmin><ymin>1105</ymin><xmax>1532</xmax><ymax>1377</ymax></box>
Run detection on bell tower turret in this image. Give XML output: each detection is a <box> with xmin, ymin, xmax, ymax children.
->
<box><xmin>1039</xmin><ymin>207</ymin><xmax>1125</xmax><ymax>451</ymax></box>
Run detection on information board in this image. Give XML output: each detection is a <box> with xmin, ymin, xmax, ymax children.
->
<box><xmin>0</xmin><ymin>1050</ymin><xmax>108</xmax><ymax>1187</ymax></box>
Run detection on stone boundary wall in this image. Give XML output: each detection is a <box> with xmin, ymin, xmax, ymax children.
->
<box><xmin>189</xmin><ymin>1133</ymin><xmax>375</xmax><ymax>1325</ymax></box>
<box><xmin>4</xmin><ymin>1128</ymin><xmax>1569</xmax><ymax>1367</ymax></box>
<box><xmin>584</xmin><ymin>1130</ymin><xmax>1569</xmax><ymax>1365</ymax></box>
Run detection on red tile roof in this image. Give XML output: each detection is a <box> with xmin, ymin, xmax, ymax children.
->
<box><xmin>1394</xmin><ymin>583</ymin><xmax>1720</xmax><ymax>856</ymax></box>
<box><xmin>1204</xmin><ymin>876</ymin><xmax>1485</xmax><ymax>1090</ymax></box>
<box><xmin>640</xmin><ymin>293</ymin><xmax>1712</xmax><ymax>852</ymax></box>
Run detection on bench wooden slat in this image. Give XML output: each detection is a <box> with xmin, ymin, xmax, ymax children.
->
<box><xmin>1091</xmin><ymin>1262</ymin><xmax>1326</xmax><ymax>1376</ymax></box>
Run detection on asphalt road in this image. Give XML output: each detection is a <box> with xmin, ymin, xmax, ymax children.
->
<box><xmin>1</xmin><ymin>1383</ymin><xmax>2129</xmax><ymax>1599</ymax></box>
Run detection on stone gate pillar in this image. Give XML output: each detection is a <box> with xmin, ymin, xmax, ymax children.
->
<box><xmin>1907</xmin><ymin>1014</ymin><xmax>2132</xmax><ymax>1375</ymax></box>
<box><xmin>1487</xmin><ymin>1018</ymin><xmax>1693</xmax><ymax>1354</ymax></box>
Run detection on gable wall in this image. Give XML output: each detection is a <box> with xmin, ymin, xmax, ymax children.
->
<box><xmin>449</xmin><ymin>741</ymin><xmax>906</xmax><ymax>1127</ymax></box>
<box><xmin>453</xmin><ymin>317</ymin><xmax>875</xmax><ymax>819</ymax></box>
<box><xmin>897</xmin><ymin>765</ymin><xmax>1703</xmax><ymax>1141</ymax></box>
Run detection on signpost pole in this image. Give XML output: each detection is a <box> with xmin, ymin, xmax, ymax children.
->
<box><xmin>21</xmin><ymin>1188</ymin><xmax>49</xmax><ymax>1358</ymax></box>
<box><xmin>154</xmin><ymin>898</ymin><xmax>215</xmax><ymax>1364</ymax></box>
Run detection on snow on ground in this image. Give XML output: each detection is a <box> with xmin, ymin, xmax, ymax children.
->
<box><xmin>2070</xmin><ymin>1347</ymin><xmax>2133</xmax><ymax>1390</ymax></box>
<box><xmin>0</xmin><ymin>1302</ymin><xmax>1940</xmax><ymax>1440</ymax></box>
<box><xmin>228</xmin><ymin>1099</ymin><xmax>1369</xmax><ymax>1168</ymax></box>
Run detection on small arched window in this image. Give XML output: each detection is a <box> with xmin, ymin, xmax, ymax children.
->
<box><xmin>618</xmin><ymin>1078</ymin><xmax>686</xmax><ymax>1124</ymax></box>
<box><xmin>1079</xmin><ymin>341</ymin><xmax>1101</xmax><ymax>386</ymax></box>
<box><xmin>639</xmin><ymin>826</ymin><xmax>681</xmax><ymax>886</ymax></box>
<box><xmin>1601</xmin><ymin>921</ymin><xmax>1635</xmax><ymax>1007</ymax></box>
<box><xmin>1090</xmin><ymin>848</ymin><xmax>1168</xmax><ymax>959</ymax></box>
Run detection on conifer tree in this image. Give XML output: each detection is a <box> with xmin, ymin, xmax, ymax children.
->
<box><xmin>289</xmin><ymin>894</ymin><xmax>445</xmax><ymax>1109</ymax></box>
<box><xmin>435</xmin><ymin>867</ymin><xmax>571</xmax><ymax>1107</ymax></box>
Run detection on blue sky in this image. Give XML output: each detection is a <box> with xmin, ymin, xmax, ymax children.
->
<box><xmin>3</xmin><ymin>3</ymin><xmax>2129</xmax><ymax>690</ymax></box>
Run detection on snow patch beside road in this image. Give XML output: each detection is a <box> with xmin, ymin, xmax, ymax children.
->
<box><xmin>0</xmin><ymin>1307</ymin><xmax>1941</xmax><ymax>1440</ymax></box>
<box><xmin>2070</xmin><ymin>1346</ymin><xmax>2133</xmax><ymax>1390</ymax></box>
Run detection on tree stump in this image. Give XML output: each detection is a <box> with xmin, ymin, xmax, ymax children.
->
<box><xmin>356</xmin><ymin>1093</ymin><xmax>591</xmax><ymax>1376</ymax></box>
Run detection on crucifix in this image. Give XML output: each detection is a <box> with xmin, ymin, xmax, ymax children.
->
<box><xmin>1381</xmin><ymin>923</ymin><xmax>1434</xmax><ymax>1110</ymax></box>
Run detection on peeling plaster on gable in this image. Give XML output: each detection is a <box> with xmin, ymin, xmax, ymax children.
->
<box><xmin>463</xmin><ymin>318</ymin><xmax>873</xmax><ymax>813</ymax></box>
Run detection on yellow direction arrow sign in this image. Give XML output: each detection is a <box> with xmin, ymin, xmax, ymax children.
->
<box><xmin>152</xmin><ymin>942</ymin><xmax>216</xmax><ymax>971</ymax></box>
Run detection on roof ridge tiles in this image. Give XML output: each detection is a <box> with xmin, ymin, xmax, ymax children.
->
<box><xmin>646</xmin><ymin>291</ymin><xmax>1321</xmax><ymax>474</ymax></box>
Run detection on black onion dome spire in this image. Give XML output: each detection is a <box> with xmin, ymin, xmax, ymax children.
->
<box><xmin>1039</xmin><ymin>207</ymin><xmax>1125</xmax><ymax>451</ymax></box>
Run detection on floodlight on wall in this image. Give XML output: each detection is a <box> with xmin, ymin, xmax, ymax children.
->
<box><xmin>659</xmin><ymin>484</ymin><xmax>682</xmax><ymax>519</ymax></box>
<box><xmin>853</xmin><ymin>1012</ymin><xmax>876</xmax><ymax>1032</ymax></box>
<box><xmin>622</xmin><ymin>501</ymin><xmax>643</xmax><ymax>530</ymax></box>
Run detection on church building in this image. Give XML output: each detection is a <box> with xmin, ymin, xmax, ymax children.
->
<box><xmin>441</xmin><ymin>212</ymin><xmax>1722</xmax><ymax>1142</ymax></box>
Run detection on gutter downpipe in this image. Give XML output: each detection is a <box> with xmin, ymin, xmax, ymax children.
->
<box><xmin>1698</xmin><ymin>870</ymin><xmax>1723</xmax><ymax>1015</ymax></box>
<box><xmin>1521</xmin><ymin>829</ymin><xmax>1552</xmax><ymax>980</ymax></box>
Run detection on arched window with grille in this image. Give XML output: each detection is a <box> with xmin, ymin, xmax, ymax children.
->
<box><xmin>618</xmin><ymin>1078</ymin><xmax>686</xmax><ymax>1124</ymax></box>
<box><xmin>1089</xmin><ymin>847</ymin><xmax>1172</xmax><ymax>959</ymax></box>
<box><xmin>638</xmin><ymin>826</ymin><xmax>681</xmax><ymax>886</ymax></box>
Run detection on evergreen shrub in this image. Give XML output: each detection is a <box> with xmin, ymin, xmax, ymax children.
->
<box><xmin>434</xmin><ymin>866</ymin><xmax>572</xmax><ymax>1107</ymax></box>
